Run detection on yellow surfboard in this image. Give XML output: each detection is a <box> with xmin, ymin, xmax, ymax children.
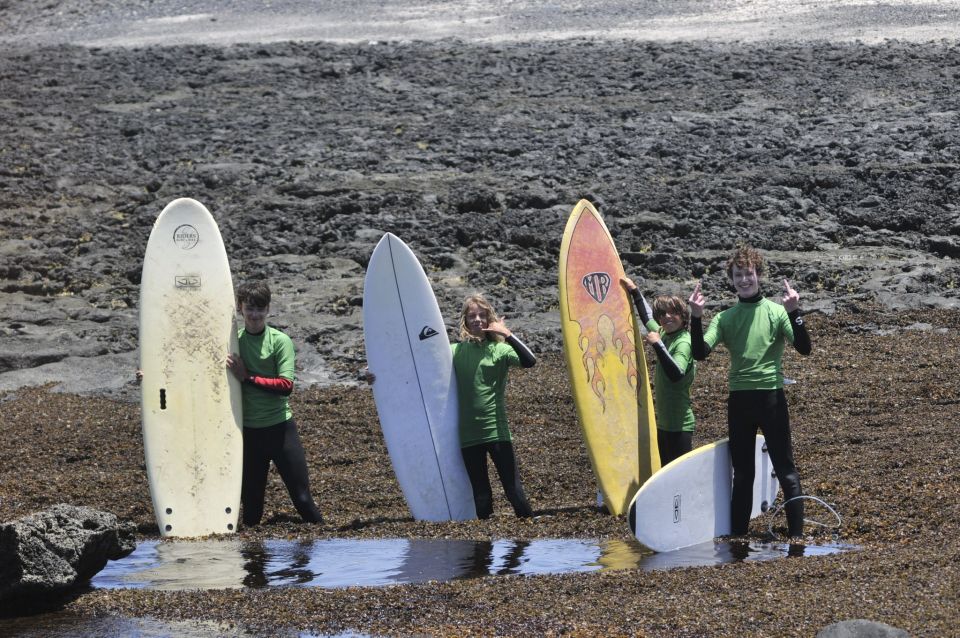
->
<box><xmin>559</xmin><ymin>199</ymin><xmax>659</xmax><ymax>515</ymax></box>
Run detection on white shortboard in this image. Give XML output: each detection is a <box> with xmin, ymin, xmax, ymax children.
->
<box><xmin>362</xmin><ymin>233</ymin><xmax>475</xmax><ymax>521</ymax></box>
<box><xmin>139</xmin><ymin>198</ymin><xmax>243</xmax><ymax>538</ymax></box>
<box><xmin>628</xmin><ymin>436</ymin><xmax>779</xmax><ymax>552</ymax></box>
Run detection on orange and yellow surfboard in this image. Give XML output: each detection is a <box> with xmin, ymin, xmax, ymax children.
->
<box><xmin>559</xmin><ymin>199</ymin><xmax>659</xmax><ymax>515</ymax></box>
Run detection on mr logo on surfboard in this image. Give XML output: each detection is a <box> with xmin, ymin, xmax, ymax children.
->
<box><xmin>581</xmin><ymin>272</ymin><xmax>612</xmax><ymax>304</ymax></box>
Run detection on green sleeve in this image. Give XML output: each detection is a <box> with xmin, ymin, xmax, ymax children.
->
<box><xmin>779</xmin><ymin>306</ymin><xmax>796</xmax><ymax>344</ymax></box>
<box><xmin>702</xmin><ymin>311</ymin><xmax>723</xmax><ymax>349</ymax></box>
<box><xmin>274</xmin><ymin>332</ymin><xmax>296</xmax><ymax>381</ymax></box>
<box><xmin>499</xmin><ymin>342</ymin><xmax>521</xmax><ymax>367</ymax></box>
<box><xmin>669</xmin><ymin>332</ymin><xmax>694</xmax><ymax>374</ymax></box>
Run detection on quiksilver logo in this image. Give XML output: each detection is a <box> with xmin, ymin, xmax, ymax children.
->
<box><xmin>582</xmin><ymin>272</ymin><xmax>611</xmax><ymax>304</ymax></box>
<box><xmin>419</xmin><ymin>326</ymin><xmax>439</xmax><ymax>341</ymax></box>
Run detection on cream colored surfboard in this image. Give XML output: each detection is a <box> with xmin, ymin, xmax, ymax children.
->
<box><xmin>139</xmin><ymin>198</ymin><xmax>243</xmax><ymax>537</ymax></box>
<box><xmin>559</xmin><ymin>199</ymin><xmax>659</xmax><ymax>515</ymax></box>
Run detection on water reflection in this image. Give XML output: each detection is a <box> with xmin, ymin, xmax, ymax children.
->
<box><xmin>0</xmin><ymin>613</ymin><xmax>362</xmax><ymax>638</ymax></box>
<box><xmin>92</xmin><ymin>538</ymin><xmax>856</xmax><ymax>591</ymax></box>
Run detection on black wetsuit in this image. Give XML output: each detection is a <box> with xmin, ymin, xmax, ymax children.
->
<box><xmin>691</xmin><ymin>292</ymin><xmax>811</xmax><ymax>537</ymax></box>
<box><xmin>241</xmin><ymin>418</ymin><xmax>324</xmax><ymax>526</ymax></box>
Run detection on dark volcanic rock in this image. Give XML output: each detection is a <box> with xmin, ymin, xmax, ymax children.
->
<box><xmin>0</xmin><ymin>504</ymin><xmax>136</xmax><ymax>602</ymax></box>
<box><xmin>4</xmin><ymin>38</ymin><xmax>960</xmax><ymax>394</ymax></box>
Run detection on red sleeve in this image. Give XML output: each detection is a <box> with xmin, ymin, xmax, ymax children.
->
<box><xmin>246</xmin><ymin>375</ymin><xmax>294</xmax><ymax>396</ymax></box>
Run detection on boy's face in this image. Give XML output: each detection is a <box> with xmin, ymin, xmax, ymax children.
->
<box><xmin>730</xmin><ymin>264</ymin><xmax>760</xmax><ymax>298</ymax></box>
<box><xmin>656</xmin><ymin>307</ymin><xmax>684</xmax><ymax>334</ymax></box>
<box><xmin>239</xmin><ymin>302</ymin><xmax>269</xmax><ymax>333</ymax></box>
<box><xmin>465</xmin><ymin>303</ymin><xmax>489</xmax><ymax>337</ymax></box>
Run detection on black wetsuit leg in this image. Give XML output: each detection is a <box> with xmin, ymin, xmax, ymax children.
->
<box><xmin>487</xmin><ymin>441</ymin><xmax>533</xmax><ymax>518</ymax></box>
<box><xmin>270</xmin><ymin>419</ymin><xmax>324</xmax><ymax>523</ymax></box>
<box><xmin>462</xmin><ymin>443</ymin><xmax>494</xmax><ymax>519</ymax></box>
<box><xmin>757</xmin><ymin>391</ymin><xmax>804</xmax><ymax>536</ymax></box>
<box><xmin>657</xmin><ymin>429</ymin><xmax>693</xmax><ymax>467</ymax></box>
<box><xmin>241</xmin><ymin>420</ymin><xmax>323</xmax><ymax>526</ymax></box>
<box><xmin>728</xmin><ymin>390</ymin><xmax>804</xmax><ymax>537</ymax></box>
<box><xmin>241</xmin><ymin>425</ymin><xmax>274</xmax><ymax>526</ymax></box>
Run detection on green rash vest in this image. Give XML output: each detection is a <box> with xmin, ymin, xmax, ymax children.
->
<box><xmin>238</xmin><ymin>325</ymin><xmax>295</xmax><ymax>428</ymax></box>
<box><xmin>644</xmin><ymin>319</ymin><xmax>696</xmax><ymax>433</ymax></box>
<box><xmin>451</xmin><ymin>340</ymin><xmax>521</xmax><ymax>448</ymax></box>
<box><xmin>702</xmin><ymin>297</ymin><xmax>796</xmax><ymax>391</ymax></box>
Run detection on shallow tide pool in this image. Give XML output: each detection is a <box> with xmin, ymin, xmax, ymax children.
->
<box><xmin>91</xmin><ymin>537</ymin><xmax>856</xmax><ymax>590</ymax></box>
<box><xmin>1</xmin><ymin>538</ymin><xmax>855</xmax><ymax>637</ymax></box>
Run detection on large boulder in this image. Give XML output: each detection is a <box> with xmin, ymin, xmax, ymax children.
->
<box><xmin>0</xmin><ymin>503</ymin><xmax>136</xmax><ymax>602</ymax></box>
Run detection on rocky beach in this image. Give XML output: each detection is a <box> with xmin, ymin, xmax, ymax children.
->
<box><xmin>1</xmin><ymin>1</ymin><xmax>959</xmax><ymax>636</ymax></box>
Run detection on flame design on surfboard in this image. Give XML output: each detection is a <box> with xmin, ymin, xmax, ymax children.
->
<box><xmin>566</xmin><ymin>214</ymin><xmax>639</xmax><ymax>411</ymax></box>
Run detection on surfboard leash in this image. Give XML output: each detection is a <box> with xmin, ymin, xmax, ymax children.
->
<box><xmin>765</xmin><ymin>495</ymin><xmax>842</xmax><ymax>539</ymax></box>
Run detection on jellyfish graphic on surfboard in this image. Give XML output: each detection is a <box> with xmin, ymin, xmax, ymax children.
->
<box><xmin>559</xmin><ymin>199</ymin><xmax>659</xmax><ymax>515</ymax></box>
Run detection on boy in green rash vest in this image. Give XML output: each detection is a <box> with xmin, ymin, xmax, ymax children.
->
<box><xmin>452</xmin><ymin>294</ymin><xmax>537</xmax><ymax>519</ymax></box>
<box><xmin>226</xmin><ymin>281</ymin><xmax>324</xmax><ymax>527</ymax></box>
<box><xmin>620</xmin><ymin>277</ymin><xmax>696</xmax><ymax>467</ymax></box>
<box><xmin>687</xmin><ymin>246</ymin><xmax>812</xmax><ymax>538</ymax></box>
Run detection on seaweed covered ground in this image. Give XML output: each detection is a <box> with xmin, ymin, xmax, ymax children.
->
<box><xmin>1</xmin><ymin>306</ymin><xmax>958</xmax><ymax>636</ymax></box>
<box><xmin>2</xmin><ymin>1</ymin><xmax>960</xmax><ymax>636</ymax></box>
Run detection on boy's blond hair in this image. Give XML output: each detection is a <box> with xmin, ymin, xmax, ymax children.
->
<box><xmin>459</xmin><ymin>294</ymin><xmax>503</xmax><ymax>343</ymax></box>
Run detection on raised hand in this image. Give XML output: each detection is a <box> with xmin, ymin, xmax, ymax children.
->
<box><xmin>688</xmin><ymin>281</ymin><xmax>705</xmax><ymax>318</ymax></box>
<box><xmin>781</xmin><ymin>279</ymin><xmax>800</xmax><ymax>313</ymax></box>
<box><xmin>483</xmin><ymin>318</ymin><xmax>512</xmax><ymax>339</ymax></box>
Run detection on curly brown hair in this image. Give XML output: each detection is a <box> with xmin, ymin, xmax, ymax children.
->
<box><xmin>725</xmin><ymin>245</ymin><xmax>764</xmax><ymax>279</ymax></box>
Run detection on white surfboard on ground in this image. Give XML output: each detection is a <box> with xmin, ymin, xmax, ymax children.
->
<box><xmin>362</xmin><ymin>233</ymin><xmax>475</xmax><ymax>521</ymax></box>
<box><xmin>628</xmin><ymin>436</ymin><xmax>779</xmax><ymax>552</ymax></box>
<box><xmin>139</xmin><ymin>197</ymin><xmax>243</xmax><ymax>538</ymax></box>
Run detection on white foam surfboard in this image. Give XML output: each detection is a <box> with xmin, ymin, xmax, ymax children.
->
<box><xmin>362</xmin><ymin>233</ymin><xmax>475</xmax><ymax>521</ymax></box>
<box><xmin>628</xmin><ymin>436</ymin><xmax>779</xmax><ymax>552</ymax></box>
<box><xmin>139</xmin><ymin>198</ymin><xmax>243</xmax><ymax>538</ymax></box>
